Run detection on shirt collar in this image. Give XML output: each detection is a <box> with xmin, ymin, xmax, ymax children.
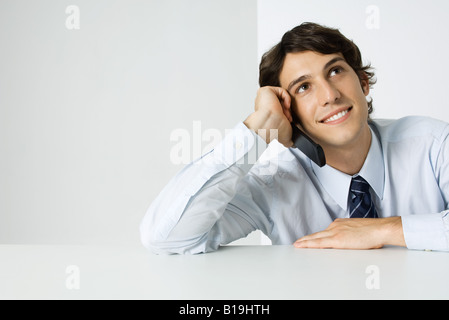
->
<box><xmin>311</xmin><ymin>127</ymin><xmax>385</xmax><ymax>211</ymax></box>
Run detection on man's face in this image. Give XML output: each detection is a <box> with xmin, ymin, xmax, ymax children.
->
<box><xmin>279</xmin><ymin>51</ymin><xmax>370</xmax><ymax>152</ymax></box>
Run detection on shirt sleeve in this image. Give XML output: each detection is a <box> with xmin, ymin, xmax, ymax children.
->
<box><xmin>402</xmin><ymin>124</ymin><xmax>449</xmax><ymax>252</ymax></box>
<box><xmin>139</xmin><ymin>122</ymin><xmax>270</xmax><ymax>254</ymax></box>
<box><xmin>401</xmin><ymin>212</ymin><xmax>449</xmax><ymax>251</ymax></box>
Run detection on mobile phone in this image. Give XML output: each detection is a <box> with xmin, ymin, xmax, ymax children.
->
<box><xmin>291</xmin><ymin>123</ymin><xmax>326</xmax><ymax>167</ymax></box>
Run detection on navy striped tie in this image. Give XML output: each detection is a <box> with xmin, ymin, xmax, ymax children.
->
<box><xmin>349</xmin><ymin>176</ymin><xmax>378</xmax><ymax>218</ymax></box>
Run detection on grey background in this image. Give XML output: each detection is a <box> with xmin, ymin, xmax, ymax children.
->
<box><xmin>0</xmin><ymin>0</ymin><xmax>257</xmax><ymax>244</ymax></box>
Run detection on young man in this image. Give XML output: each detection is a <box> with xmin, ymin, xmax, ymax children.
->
<box><xmin>140</xmin><ymin>22</ymin><xmax>449</xmax><ymax>254</ymax></box>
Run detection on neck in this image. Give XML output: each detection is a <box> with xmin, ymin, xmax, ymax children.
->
<box><xmin>323</xmin><ymin>126</ymin><xmax>372</xmax><ymax>176</ymax></box>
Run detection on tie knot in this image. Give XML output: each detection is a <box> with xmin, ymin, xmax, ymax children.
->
<box><xmin>350</xmin><ymin>176</ymin><xmax>370</xmax><ymax>195</ymax></box>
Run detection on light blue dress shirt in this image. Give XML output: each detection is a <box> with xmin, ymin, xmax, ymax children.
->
<box><xmin>140</xmin><ymin>116</ymin><xmax>449</xmax><ymax>254</ymax></box>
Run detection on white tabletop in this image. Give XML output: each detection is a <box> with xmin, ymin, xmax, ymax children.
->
<box><xmin>1</xmin><ymin>244</ymin><xmax>448</xmax><ymax>300</ymax></box>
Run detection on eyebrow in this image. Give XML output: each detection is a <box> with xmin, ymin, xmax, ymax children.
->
<box><xmin>287</xmin><ymin>56</ymin><xmax>345</xmax><ymax>92</ymax></box>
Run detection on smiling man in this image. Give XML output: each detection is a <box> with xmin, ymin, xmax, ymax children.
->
<box><xmin>141</xmin><ymin>22</ymin><xmax>449</xmax><ymax>254</ymax></box>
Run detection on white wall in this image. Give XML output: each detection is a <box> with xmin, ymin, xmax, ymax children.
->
<box><xmin>0</xmin><ymin>0</ymin><xmax>258</xmax><ymax>244</ymax></box>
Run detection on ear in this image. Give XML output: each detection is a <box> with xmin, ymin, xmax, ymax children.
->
<box><xmin>359</xmin><ymin>71</ymin><xmax>370</xmax><ymax>96</ymax></box>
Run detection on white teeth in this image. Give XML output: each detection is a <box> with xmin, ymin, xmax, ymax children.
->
<box><xmin>324</xmin><ymin>110</ymin><xmax>348</xmax><ymax>123</ymax></box>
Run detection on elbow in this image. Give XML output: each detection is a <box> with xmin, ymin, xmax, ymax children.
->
<box><xmin>139</xmin><ymin>205</ymin><xmax>220</xmax><ymax>254</ymax></box>
<box><xmin>139</xmin><ymin>207</ymin><xmax>178</xmax><ymax>254</ymax></box>
<box><xmin>140</xmin><ymin>223</ymin><xmax>217</xmax><ymax>255</ymax></box>
<box><xmin>139</xmin><ymin>223</ymin><xmax>174</xmax><ymax>255</ymax></box>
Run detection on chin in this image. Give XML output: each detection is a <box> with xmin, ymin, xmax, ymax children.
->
<box><xmin>317</xmin><ymin>130</ymin><xmax>358</xmax><ymax>148</ymax></box>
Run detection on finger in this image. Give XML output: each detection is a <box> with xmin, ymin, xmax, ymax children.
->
<box><xmin>295</xmin><ymin>230</ymin><xmax>333</xmax><ymax>243</ymax></box>
<box><xmin>293</xmin><ymin>229</ymin><xmax>336</xmax><ymax>248</ymax></box>
<box><xmin>272</xmin><ymin>87</ymin><xmax>292</xmax><ymax>122</ymax></box>
<box><xmin>294</xmin><ymin>237</ymin><xmax>335</xmax><ymax>249</ymax></box>
<box><xmin>272</xmin><ymin>87</ymin><xmax>291</xmax><ymax>106</ymax></box>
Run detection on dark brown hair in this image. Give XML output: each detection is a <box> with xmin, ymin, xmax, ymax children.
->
<box><xmin>259</xmin><ymin>22</ymin><xmax>376</xmax><ymax>114</ymax></box>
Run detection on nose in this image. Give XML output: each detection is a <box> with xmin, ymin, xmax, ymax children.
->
<box><xmin>318</xmin><ymin>80</ymin><xmax>341</xmax><ymax>107</ymax></box>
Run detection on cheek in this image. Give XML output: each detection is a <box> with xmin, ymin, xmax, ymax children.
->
<box><xmin>353</xmin><ymin>87</ymin><xmax>370</xmax><ymax>115</ymax></box>
<box><xmin>291</xmin><ymin>99</ymin><xmax>315</xmax><ymax>125</ymax></box>
<box><xmin>350</xmin><ymin>77</ymin><xmax>369</xmax><ymax>102</ymax></box>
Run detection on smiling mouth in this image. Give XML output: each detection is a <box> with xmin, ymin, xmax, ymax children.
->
<box><xmin>321</xmin><ymin>107</ymin><xmax>352</xmax><ymax>123</ymax></box>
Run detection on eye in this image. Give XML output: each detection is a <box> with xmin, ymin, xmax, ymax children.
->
<box><xmin>296</xmin><ymin>83</ymin><xmax>310</xmax><ymax>94</ymax></box>
<box><xmin>330</xmin><ymin>66</ymin><xmax>343</xmax><ymax>76</ymax></box>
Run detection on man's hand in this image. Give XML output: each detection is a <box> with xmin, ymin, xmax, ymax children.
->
<box><xmin>244</xmin><ymin>86</ymin><xmax>294</xmax><ymax>148</ymax></box>
<box><xmin>293</xmin><ymin>217</ymin><xmax>406</xmax><ymax>249</ymax></box>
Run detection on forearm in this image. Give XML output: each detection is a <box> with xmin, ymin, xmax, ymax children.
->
<box><xmin>159</xmin><ymin>163</ymin><xmax>250</xmax><ymax>252</ymax></box>
<box><xmin>140</xmin><ymin>123</ymin><xmax>267</xmax><ymax>254</ymax></box>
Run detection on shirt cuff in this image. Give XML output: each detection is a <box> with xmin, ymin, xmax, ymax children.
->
<box><xmin>401</xmin><ymin>213</ymin><xmax>449</xmax><ymax>251</ymax></box>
